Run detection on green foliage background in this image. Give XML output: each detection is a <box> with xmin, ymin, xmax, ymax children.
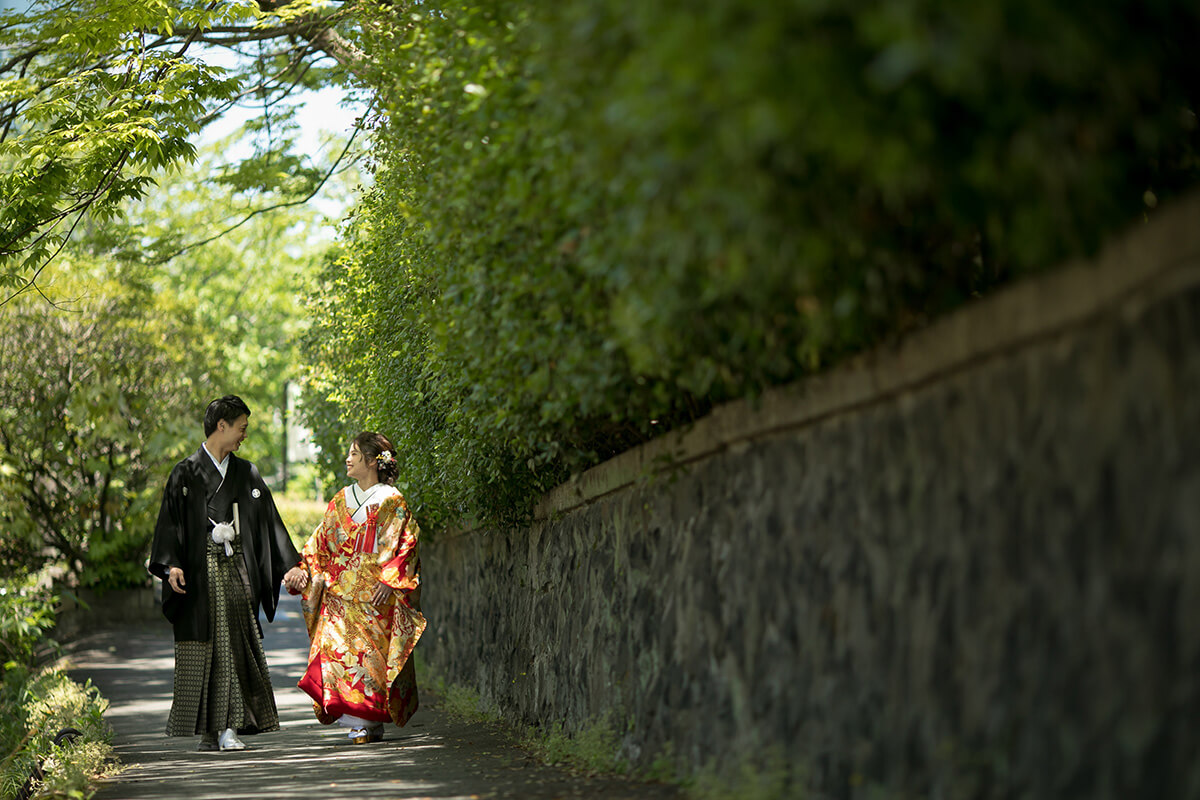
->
<box><xmin>2</xmin><ymin>0</ymin><xmax>1199</xmax><ymax>566</ymax></box>
<box><xmin>0</xmin><ymin>143</ymin><xmax>335</xmax><ymax>589</ymax></box>
<box><xmin>0</xmin><ymin>0</ymin><xmax>354</xmax><ymax>589</ymax></box>
<box><xmin>302</xmin><ymin>0</ymin><xmax>1200</xmax><ymax>530</ymax></box>
<box><xmin>0</xmin><ymin>260</ymin><xmax>216</xmax><ymax>589</ymax></box>
<box><xmin>0</xmin><ymin>0</ymin><xmax>248</xmax><ymax>284</ymax></box>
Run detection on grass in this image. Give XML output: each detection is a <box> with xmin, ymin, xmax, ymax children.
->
<box><xmin>522</xmin><ymin>714</ymin><xmax>627</xmax><ymax>776</ymax></box>
<box><xmin>428</xmin><ymin>675</ymin><xmax>626</xmax><ymax>773</ymax></box>
<box><xmin>429</xmin><ymin>676</ymin><xmax>502</xmax><ymax>725</ymax></box>
<box><xmin>427</xmin><ymin>671</ymin><xmax>638</xmax><ymax>781</ymax></box>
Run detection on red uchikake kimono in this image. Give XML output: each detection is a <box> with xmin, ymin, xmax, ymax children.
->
<box><xmin>296</xmin><ymin>486</ymin><xmax>425</xmax><ymax>727</ymax></box>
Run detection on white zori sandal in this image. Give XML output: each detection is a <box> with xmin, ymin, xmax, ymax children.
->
<box><xmin>218</xmin><ymin>728</ymin><xmax>247</xmax><ymax>751</ymax></box>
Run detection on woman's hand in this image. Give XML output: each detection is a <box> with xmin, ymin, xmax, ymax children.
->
<box><xmin>371</xmin><ymin>582</ymin><xmax>394</xmax><ymax>607</ymax></box>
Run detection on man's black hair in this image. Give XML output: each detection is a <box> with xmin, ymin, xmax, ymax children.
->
<box><xmin>204</xmin><ymin>395</ymin><xmax>251</xmax><ymax>437</ymax></box>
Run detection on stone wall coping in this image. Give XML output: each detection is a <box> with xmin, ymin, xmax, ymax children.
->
<box><xmin>532</xmin><ymin>191</ymin><xmax>1200</xmax><ymax>521</ymax></box>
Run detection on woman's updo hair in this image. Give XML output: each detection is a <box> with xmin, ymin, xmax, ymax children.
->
<box><xmin>354</xmin><ymin>431</ymin><xmax>398</xmax><ymax>485</ymax></box>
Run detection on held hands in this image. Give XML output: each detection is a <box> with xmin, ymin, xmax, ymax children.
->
<box><xmin>283</xmin><ymin>566</ymin><xmax>309</xmax><ymax>593</ymax></box>
<box><xmin>167</xmin><ymin>567</ymin><xmax>187</xmax><ymax>594</ymax></box>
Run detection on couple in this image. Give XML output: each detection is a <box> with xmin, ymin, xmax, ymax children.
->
<box><xmin>148</xmin><ymin>396</ymin><xmax>425</xmax><ymax>751</ymax></box>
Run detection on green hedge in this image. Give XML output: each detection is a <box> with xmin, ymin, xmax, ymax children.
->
<box><xmin>304</xmin><ymin>0</ymin><xmax>1200</xmax><ymax>529</ymax></box>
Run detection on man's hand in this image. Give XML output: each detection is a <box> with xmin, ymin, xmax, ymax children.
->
<box><xmin>283</xmin><ymin>566</ymin><xmax>309</xmax><ymax>592</ymax></box>
<box><xmin>168</xmin><ymin>567</ymin><xmax>187</xmax><ymax>594</ymax></box>
<box><xmin>371</xmin><ymin>582</ymin><xmax>394</xmax><ymax>607</ymax></box>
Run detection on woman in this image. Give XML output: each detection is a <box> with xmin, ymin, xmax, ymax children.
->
<box><xmin>292</xmin><ymin>431</ymin><xmax>425</xmax><ymax>743</ymax></box>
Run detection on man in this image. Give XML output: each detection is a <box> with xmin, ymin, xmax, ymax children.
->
<box><xmin>149</xmin><ymin>395</ymin><xmax>308</xmax><ymax>751</ymax></box>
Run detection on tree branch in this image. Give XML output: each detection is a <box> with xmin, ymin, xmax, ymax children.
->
<box><xmin>2</xmin><ymin>0</ymin><xmax>368</xmax><ymax>296</ymax></box>
<box><xmin>1</xmin><ymin>6</ymin><xmax>213</xmax><ymax>304</ymax></box>
<box><xmin>151</xmin><ymin>96</ymin><xmax>375</xmax><ymax>264</ymax></box>
<box><xmin>196</xmin><ymin>40</ymin><xmax>326</xmax><ymax>125</ymax></box>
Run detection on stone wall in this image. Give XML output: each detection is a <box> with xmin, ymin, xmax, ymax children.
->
<box><xmin>419</xmin><ymin>194</ymin><xmax>1200</xmax><ymax>799</ymax></box>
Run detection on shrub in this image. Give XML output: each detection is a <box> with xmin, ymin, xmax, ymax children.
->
<box><xmin>0</xmin><ymin>577</ymin><xmax>114</xmax><ymax>799</ymax></box>
<box><xmin>0</xmin><ymin>668</ymin><xmax>115</xmax><ymax>800</ymax></box>
<box><xmin>0</xmin><ymin>583</ymin><xmax>56</xmax><ymax>668</ymax></box>
<box><xmin>304</xmin><ymin>0</ymin><xmax>1200</xmax><ymax>529</ymax></box>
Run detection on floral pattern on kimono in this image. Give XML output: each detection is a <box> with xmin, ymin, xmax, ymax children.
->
<box><xmin>297</xmin><ymin>488</ymin><xmax>425</xmax><ymax>726</ymax></box>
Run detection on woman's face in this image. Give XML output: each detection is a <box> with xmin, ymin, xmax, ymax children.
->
<box><xmin>345</xmin><ymin>443</ymin><xmax>374</xmax><ymax>482</ymax></box>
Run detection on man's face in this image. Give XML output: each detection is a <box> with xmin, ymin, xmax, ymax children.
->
<box><xmin>219</xmin><ymin>415</ymin><xmax>249</xmax><ymax>451</ymax></box>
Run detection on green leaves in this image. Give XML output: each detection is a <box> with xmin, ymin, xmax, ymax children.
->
<box><xmin>0</xmin><ymin>0</ymin><xmax>355</xmax><ymax>293</ymax></box>
<box><xmin>308</xmin><ymin>0</ymin><xmax>1200</xmax><ymax>530</ymax></box>
<box><xmin>0</xmin><ymin>258</ymin><xmax>222</xmax><ymax>588</ymax></box>
<box><xmin>0</xmin><ymin>583</ymin><xmax>56</xmax><ymax>668</ymax></box>
<box><xmin>0</xmin><ymin>3</ymin><xmax>237</xmax><ymax>283</ymax></box>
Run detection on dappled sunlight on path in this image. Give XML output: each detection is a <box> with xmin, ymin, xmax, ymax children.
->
<box><xmin>68</xmin><ymin>594</ymin><xmax>679</xmax><ymax>800</ymax></box>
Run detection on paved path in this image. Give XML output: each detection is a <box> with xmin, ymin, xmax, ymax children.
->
<box><xmin>67</xmin><ymin>593</ymin><xmax>679</xmax><ymax>800</ymax></box>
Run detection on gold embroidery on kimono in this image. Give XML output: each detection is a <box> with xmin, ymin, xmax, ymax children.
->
<box><xmin>297</xmin><ymin>488</ymin><xmax>425</xmax><ymax>726</ymax></box>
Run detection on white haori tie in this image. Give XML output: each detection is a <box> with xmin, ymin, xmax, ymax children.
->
<box><xmin>210</xmin><ymin>503</ymin><xmax>240</xmax><ymax>556</ymax></box>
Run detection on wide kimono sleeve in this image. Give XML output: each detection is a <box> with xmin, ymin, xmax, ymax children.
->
<box><xmin>298</xmin><ymin>497</ymin><xmax>340</xmax><ymax>640</ymax></box>
<box><xmin>377</xmin><ymin>494</ymin><xmax>420</xmax><ymax>598</ymax></box>
<box><xmin>148</xmin><ymin>463</ymin><xmax>187</xmax><ymax>580</ymax></box>
<box><xmin>248</xmin><ymin>463</ymin><xmax>301</xmax><ymax>623</ymax></box>
<box><xmin>147</xmin><ymin>462</ymin><xmax>188</xmax><ymax>622</ymax></box>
